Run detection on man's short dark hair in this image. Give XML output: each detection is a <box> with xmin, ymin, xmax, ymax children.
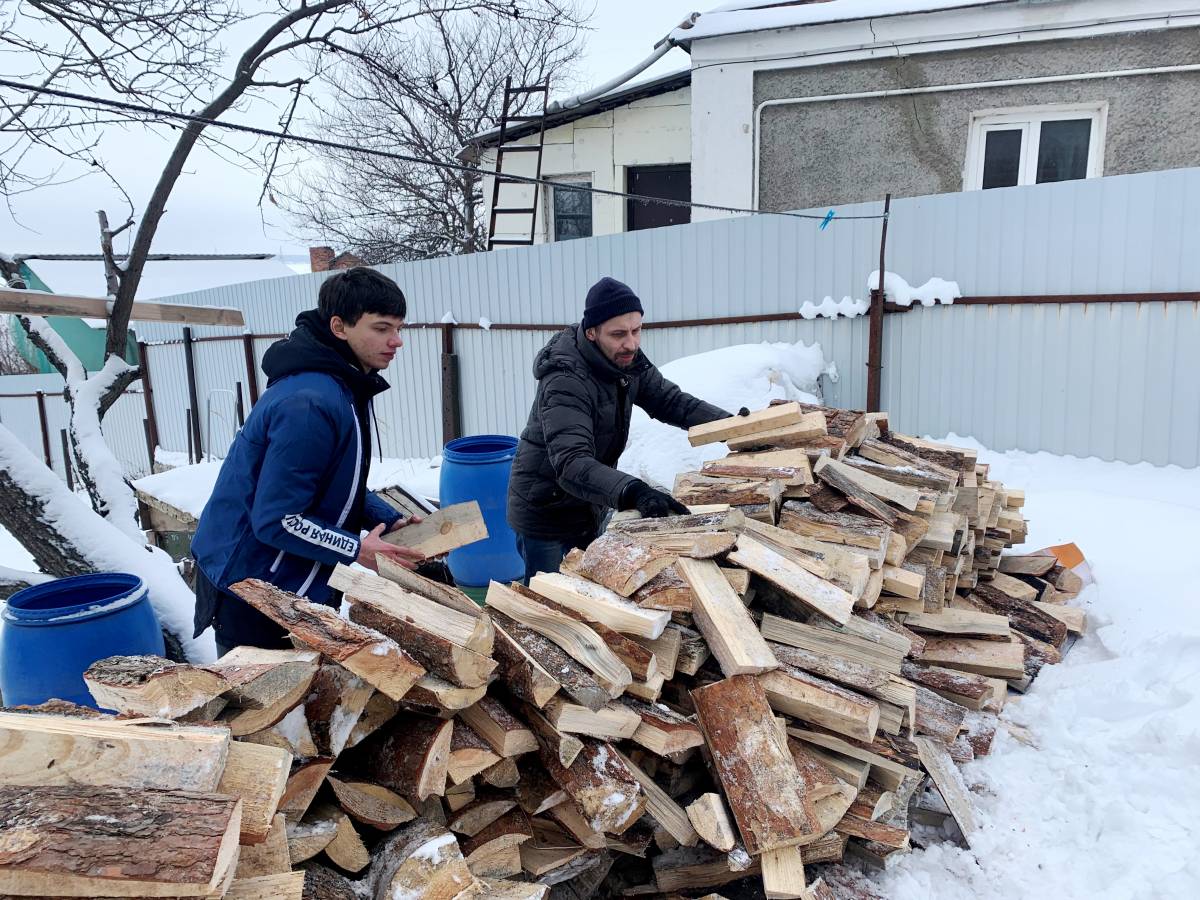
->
<box><xmin>318</xmin><ymin>267</ymin><xmax>407</xmax><ymax>325</ymax></box>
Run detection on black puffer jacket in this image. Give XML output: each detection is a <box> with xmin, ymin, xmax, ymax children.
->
<box><xmin>506</xmin><ymin>326</ymin><xmax>729</xmax><ymax>543</ymax></box>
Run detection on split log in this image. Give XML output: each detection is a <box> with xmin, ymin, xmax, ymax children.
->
<box><xmin>536</xmin><ymin>737</ymin><xmax>645</xmax><ymax>834</ymax></box>
<box><xmin>787</xmin><ymin>728</ymin><xmax>921</xmax><ymax>789</ymax></box>
<box><xmin>688</xmin><ymin>402</ymin><xmax>804</xmax><ymax>447</ymax></box>
<box><xmin>729</xmin><ymin>533</ymin><xmax>854</xmax><ymax>625</ymax></box>
<box><xmin>491</xmin><ymin>619</ymin><xmax>561</xmax><ymax>708</ymax></box>
<box><xmin>406</xmin><ymin>674</ymin><xmax>488</xmax><ymax>712</ymax></box>
<box><xmin>608</xmin><ymin>508</ymin><xmax>747</xmax><ymax>536</ymax></box>
<box><xmin>998</xmin><ymin>554</ymin><xmax>1056</xmax><ymax>577</ymax></box>
<box><xmin>760</xmin><ymin>844</ymin><xmax>813</xmax><ymax>899</ymax></box>
<box><xmin>521</xmin><ymin>702</ymin><xmax>585</xmax><ymax>768</ymax></box>
<box><xmin>743</xmin><ymin>519</ymin><xmax>872</xmax><ymax>598</ymax></box>
<box><xmin>641</xmin><ymin>531</ymin><xmax>740</xmax><ymax>558</ymax></box>
<box><xmin>229</xmin><ymin>579</ymin><xmax>425</xmax><ymax>701</ymax></box>
<box><xmin>327</xmin><ymin>776</ymin><xmax>416</xmax><ymax>830</ymax></box>
<box><xmin>485</xmin><ymin>582</ymin><xmax>632</xmax><ymax>697</ymax></box>
<box><xmin>724</xmin><ymin>411</ymin><xmax>827</xmax><ymax>451</ymax></box>
<box><xmin>83</xmin><ymin>655</ymin><xmax>229</xmax><ymax>718</ymax></box>
<box><xmin>631</xmin><ymin>565</ymin><xmax>695</xmax><ymax>612</ymax></box>
<box><xmin>786</xmin><ymin>740</ymin><xmax>843</xmax><ymax>803</ymax></box>
<box><xmin>313</xmin><ymin>803</ymin><xmax>370</xmax><ymax>874</ymax></box>
<box><xmin>516</xmin><ymin>760</ymin><xmax>568</xmax><ymax>816</ymax></box>
<box><xmin>631</xmin><ymin>626</ymin><xmax>683</xmax><ymax>681</ymax></box>
<box><xmin>833</xmin><ymin>813</ymin><xmax>909</xmax><ymax>850</ymax></box>
<box><xmin>614</xmin><ymin>747</ymin><xmax>699</xmax><ymax>847</ymax></box>
<box><xmin>448</xmin><ymin>797</ymin><xmax>518</xmax><ymax>838</ymax></box>
<box><xmin>546</xmin><ymin>800</ymin><xmax>606</xmax><ymax>849</ymax></box>
<box><xmin>811</xmin><ymin>459</ymin><xmax>898</xmax><ymax>524</ymax></box>
<box><xmin>481</xmin><ymin>755</ymin><xmax>521</xmax><ymax>789</ymax></box>
<box><xmin>242</xmin><ymin>706</ymin><xmax>316</xmax><ymax>759</ymax></box>
<box><xmin>768</xmin><ymin>642</ymin><xmax>890</xmax><ymax>695</ymax></box>
<box><xmin>778</xmin><ymin>503</ymin><xmax>891</xmax><ymax>567</ymax></box>
<box><xmin>461</xmin><ymin>808</ymin><xmax>533</xmax><ymax>878</ymax></box>
<box><xmin>691</xmin><ymin>675</ymin><xmax>818</xmax><ymax>855</ymax></box>
<box><xmin>0</xmin><ymin>784</ymin><xmax>241</xmax><ymax>898</ymax></box>
<box><xmin>218</xmin><ymin>740</ymin><xmax>292</xmax><ymax>844</ymax></box>
<box><xmin>375</xmin><ymin>555</ymin><xmax>485</xmax><ymax>619</ymax></box>
<box><xmin>352</xmin><ymin>713</ymin><xmax>452</xmax><ymax>803</ymax></box>
<box><xmin>445</xmin><ymin>780</ymin><xmax>476</xmax><ymax>812</ymax></box>
<box><xmin>210</xmin><ymin>646</ymin><xmax>319</xmax><ymax>716</ymax></box>
<box><xmin>919</xmin><ymin>637</ymin><xmax>1026</xmax><ymax>679</ymax></box>
<box><xmin>0</xmin><ymin>711</ymin><xmax>229</xmax><ymax>791</ymax></box>
<box><xmin>912</xmin><ymin>686</ymin><xmax>968</xmax><ymax>744</ymax></box>
<box><xmin>364</xmin><ymin>820</ymin><xmax>476</xmax><ymax>900</ymax></box>
<box><xmin>678</xmin><ymin>557</ymin><xmax>778</xmax><ymax>676</ymax></box>
<box><xmin>305</xmin><ymin>664</ymin><xmax>374</xmax><ymax>758</ymax></box>
<box><xmin>381</xmin><ymin>500</ymin><xmax>487</xmax><ymax>557</ymax></box>
<box><xmin>622</xmin><ymin>696</ymin><xmax>704</xmax><ymax>757</ymax></box>
<box><xmin>686</xmin><ymin>793</ymin><xmax>737</xmax><ymax>852</ymax></box>
<box><xmin>914</xmin><ymin>737</ymin><xmax>979</xmax><ymax>847</ymax></box>
<box><xmin>544</xmin><ymin>696</ymin><xmax>641</xmax><ymax>740</ymax></box>
<box><xmin>491</xmin><ymin>610</ymin><xmax>607</xmax><ymax>711</ymax></box>
<box><xmin>815</xmin><ymin>456</ymin><xmax>920</xmax><ymax>512</ymax></box>
<box><xmin>447</xmin><ymin>722</ymin><xmax>502</xmax><ymax>784</ymax></box>
<box><xmin>901</xmin><ymin>608</ymin><xmax>1010</xmax><ymax>640</ymax></box>
<box><xmin>279</xmin><ymin>757</ymin><xmax>334</xmax><ymax>823</ymax></box>
<box><xmin>225</xmin><ymin>872</ymin><xmax>306</xmax><ymax>900</ymax></box>
<box><xmin>988</xmin><ymin>571</ymin><xmax>1040</xmax><ymax>603</ymax></box>
<box><xmin>1033</xmin><ymin>600</ymin><xmax>1086</xmax><ymax>634</ymax></box>
<box><xmin>672</xmin><ymin>623</ymin><xmax>711</xmax><ymax>676</ymax></box>
<box><xmin>235</xmin><ymin>814</ymin><xmax>291</xmax><ymax>878</ymax></box>
<box><xmin>460</xmin><ymin>696</ymin><xmax>538</xmax><ymax>757</ymax></box>
<box><xmin>519</xmin><ymin>820</ymin><xmax>587</xmax><ymax>877</ymax></box>
<box><xmin>760</xmin><ymin>614</ymin><xmax>905</xmax><ymax>674</ymax></box>
<box><xmin>900</xmin><ymin>661</ymin><xmax>994</xmax><ymax>711</ymax></box>
<box><xmin>674</xmin><ymin>473</ymin><xmax>785</xmax><ymax>519</ymax></box>
<box><xmin>527</xmin><ymin>571</ymin><xmax>670</xmax><ymax>638</ymax></box>
<box><xmin>566</xmin><ymin>532</ymin><xmax>680</xmax><ymax>596</ymax></box>
<box><xmin>286</xmin><ymin>818</ymin><xmax>338</xmax><ymax>865</ymax></box>
<box><xmin>345</xmin><ymin>692</ymin><xmax>400</xmax><ymax>750</ymax></box>
<box><xmin>758</xmin><ymin>666</ymin><xmax>880</xmax><ymax>743</ymax></box>
<box><xmin>972</xmin><ymin>583</ymin><xmax>1068</xmax><ymax>648</ymax></box>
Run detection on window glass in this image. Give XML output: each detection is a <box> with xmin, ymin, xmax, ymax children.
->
<box><xmin>981</xmin><ymin>129</ymin><xmax>1023</xmax><ymax>189</ymax></box>
<box><xmin>1036</xmin><ymin>118</ymin><xmax>1092</xmax><ymax>184</ymax></box>
<box><xmin>552</xmin><ymin>182</ymin><xmax>592</xmax><ymax>241</ymax></box>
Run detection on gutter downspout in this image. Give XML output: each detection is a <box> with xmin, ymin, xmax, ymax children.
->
<box><xmin>548</xmin><ymin>12</ymin><xmax>700</xmax><ymax>113</ymax></box>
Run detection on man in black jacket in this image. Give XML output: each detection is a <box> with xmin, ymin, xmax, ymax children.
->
<box><xmin>506</xmin><ymin>277</ymin><xmax>734</xmax><ymax>581</ymax></box>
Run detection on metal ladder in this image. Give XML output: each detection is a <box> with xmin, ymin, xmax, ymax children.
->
<box><xmin>486</xmin><ymin>78</ymin><xmax>550</xmax><ymax>251</ymax></box>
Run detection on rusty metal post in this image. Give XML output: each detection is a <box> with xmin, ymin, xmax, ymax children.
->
<box><xmin>235</xmin><ymin>382</ymin><xmax>246</xmax><ymax>428</ymax></box>
<box><xmin>59</xmin><ymin>428</ymin><xmax>74</xmax><ymax>490</ymax></box>
<box><xmin>137</xmin><ymin>340</ymin><xmax>161</xmax><ymax>456</ymax></box>
<box><xmin>866</xmin><ymin>193</ymin><xmax>892</xmax><ymax>413</ymax></box>
<box><xmin>440</xmin><ymin>323</ymin><xmax>462</xmax><ymax>446</ymax></box>
<box><xmin>34</xmin><ymin>390</ymin><xmax>52</xmax><ymax>468</ymax></box>
<box><xmin>142</xmin><ymin>418</ymin><xmax>155</xmax><ymax>472</ymax></box>
<box><xmin>182</xmin><ymin>326</ymin><xmax>203</xmax><ymax>458</ymax></box>
<box><xmin>241</xmin><ymin>333</ymin><xmax>260</xmax><ymax>406</ymax></box>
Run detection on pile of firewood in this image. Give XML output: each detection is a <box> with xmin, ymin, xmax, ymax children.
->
<box><xmin>0</xmin><ymin>402</ymin><xmax>1086</xmax><ymax>900</ymax></box>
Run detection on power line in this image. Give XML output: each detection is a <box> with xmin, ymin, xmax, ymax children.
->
<box><xmin>0</xmin><ymin>76</ymin><xmax>889</xmax><ymax>224</ymax></box>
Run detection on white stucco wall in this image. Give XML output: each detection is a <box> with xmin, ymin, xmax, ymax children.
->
<box><xmin>685</xmin><ymin>0</ymin><xmax>1200</xmax><ymax>221</ymax></box>
<box><xmin>481</xmin><ymin>85</ymin><xmax>690</xmax><ymax>245</ymax></box>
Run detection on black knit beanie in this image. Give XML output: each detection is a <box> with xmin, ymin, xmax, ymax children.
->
<box><xmin>580</xmin><ymin>277</ymin><xmax>644</xmax><ymax>331</ymax></box>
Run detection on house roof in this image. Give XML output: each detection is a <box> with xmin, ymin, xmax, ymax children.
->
<box><xmin>458</xmin><ymin>69</ymin><xmax>691</xmax><ymax>160</ymax></box>
<box><xmin>671</xmin><ymin>0</ymin><xmax>1014</xmax><ymax>43</ymax></box>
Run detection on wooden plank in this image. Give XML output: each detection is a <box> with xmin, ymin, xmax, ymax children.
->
<box><xmin>0</xmin><ymin>712</ymin><xmax>228</xmax><ymax>791</ymax></box>
<box><xmin>729</xmin><ymin>533</ymin><xmax>854</xmax><ymax>625</ymax></box>
<box><xmin>691</xmin><ymin>676</ymin><xmax>818</xmax><ymax>855</ymax></box>
<box><xmin>485</xmin><ymin>582</ymin><xmax>631</xmax><ymax>697</ymax></box>
<box><xmin>677</xmin><ymin>557</ymin><xmax>778</xmax><ymax>676</ymax></box>
<box><xmin>528</xmin><ymin>572</ymin><xmax>669</xmax><ymax>638</ymax></box>
<box><xmin>760</xmin><ymin>845</ymin><xmax>814</xmax><ymax>899</ymax></box>
<box><xmin>382</xmin><ymin>500</ymin><xmax>487</xmax><ymax>557</ymax></box>
<box><xmin>915</xmin><ymin>737</ymin><xmax>979</xmax><ymax>846</ymax></box>
<box><xmin>688</xmin><ymin>402</ymin><xmax>804</xmax><ymax>447</ymax></box>
<box><xmin>880</xmin><ymin>565</ymin><xmax>923</xmax><ymax>600</ymax></box>
<box><xmin>229</xmin><ymin>579</ymin><xmax>425</xmax><ymax>701</ymax></box>
<box><xmin>0</xmin><ymin>286</ymin><xmax>244</xmax><ymax>326</ymax></box>
<box><xmin>0</xmin><ymin>784</ymin><xmax>241</xmax><ymax>897</ymax></box>
<box><xmin>725</xmin><ymin>412</ymin><xmax>828</xmax><ymax>451</ymax></box>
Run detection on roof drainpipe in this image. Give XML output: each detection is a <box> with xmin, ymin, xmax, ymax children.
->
<box><xmin>548</xmin><ymin>12</ymin><xmax>701</xmax><ymax>112</ymax></box>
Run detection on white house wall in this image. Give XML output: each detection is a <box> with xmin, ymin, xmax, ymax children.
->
<box><xmin>481</xmin><ymin>86</ymin><xmax>690</xmax><ymax>244</ymax></box>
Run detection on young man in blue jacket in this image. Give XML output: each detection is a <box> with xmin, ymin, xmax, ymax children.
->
<box><xmin>191</xmin><ymin>267</ymin><xmax>424</xmax><ymax>654</ymax></box>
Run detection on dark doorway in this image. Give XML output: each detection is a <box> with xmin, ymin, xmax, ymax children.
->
<box><xmin>626</xmin><ymin>164</ymin><xmax>691</xmax><ymax>231</ymax></box>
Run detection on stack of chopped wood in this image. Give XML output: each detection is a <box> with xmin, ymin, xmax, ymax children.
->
<box><xmin>0</xmin><ymin>402</ymin><xmax>1087</xmax><ymax>900</ymax></box>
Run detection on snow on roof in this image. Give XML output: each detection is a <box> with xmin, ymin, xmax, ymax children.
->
<box><xmin>23</xmin><ymin>256</ymin><xmax>295</xmax><ymax>301</ymax></box>
<box><xmin>674</xmin><ymin>0</ymin><xmax>1013</xmax><ymax>42</ymax></box>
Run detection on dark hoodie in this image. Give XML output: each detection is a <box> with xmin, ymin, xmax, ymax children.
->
<box><xmin>506</xmin><ymin>325</ymin><xmax>728</xmax><ymax>543</ymax></box>
<box><xmin>190</xmin><ymin>310</ymin><xmax>401</xmax><ymax>648</ymax></box>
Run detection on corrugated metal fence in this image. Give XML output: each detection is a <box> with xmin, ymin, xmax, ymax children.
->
<box><xmin>4</xmin><ymin>166</ymin><xmax>1198</xmax><ymax>475</ymax></box>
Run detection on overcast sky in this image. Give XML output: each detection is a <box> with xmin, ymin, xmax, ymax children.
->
<box><xmin>0</xmin><ymin>1</ymin><xmax>703</xmax><ymax>273</ymax></box>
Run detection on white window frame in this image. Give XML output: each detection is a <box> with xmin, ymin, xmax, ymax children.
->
<box><xmin>546</xmin><ymin>174</ymin><xmax>594</xmax><ymax>242</ymax></box>
<box><xmin>964</xmin><ymin>102</ymin><xmax>1107</xmax><ymax>191</ymax></box>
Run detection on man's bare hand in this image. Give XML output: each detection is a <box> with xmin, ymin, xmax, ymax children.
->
<box><xmin>358</xmin><ymin>523</ymin><xmax>425</xmax><ymax>572</ymax></box>
<box><xmin>386</xmin><ymin>514</ymin><xmax>424</xmax><ymax>532</ymax></box>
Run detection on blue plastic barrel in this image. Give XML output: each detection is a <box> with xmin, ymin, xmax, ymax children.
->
<box><xmin>439</xmin><ymin>434</ymin><xmax>524</xmax><ymax>588</ymax></box>
<box><xmin>1</xmin><ymin>573</ymin><xmax>165</xmax><ymax>708</ymax></box>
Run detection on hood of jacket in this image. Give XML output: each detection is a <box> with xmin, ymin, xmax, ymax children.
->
<box><xmin>531</xmin><ymin>324</ymin><xmax>650</xmax><ymax>384</ymax></box>
<box><xmin>262</xmin><ymin>309</ymin><xmax>390</xmax><ymax>403</ymax></box>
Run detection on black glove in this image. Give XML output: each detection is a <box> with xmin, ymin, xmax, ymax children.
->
<box><xmin>619</xmin><ymin>479</ymin><xmax>690</xmax><ymax>518</ymax></box>
<box><xmin>737</xmin><ymin>406</ymin><xmax>750</xmax><ymax>417</ymax></box>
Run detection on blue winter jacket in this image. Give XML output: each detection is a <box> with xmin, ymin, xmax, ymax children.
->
<box><xmin>191</xmin><ymin>310</ymin><xmax>401</xmax><ymax>647</ymax></box>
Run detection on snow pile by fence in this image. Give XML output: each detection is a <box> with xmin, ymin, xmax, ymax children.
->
<box><xmin>620</xmin><ymin>340</ymin><xmax>832</xmax><ymax>488</ymax></box>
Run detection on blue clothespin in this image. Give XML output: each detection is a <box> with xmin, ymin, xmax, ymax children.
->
<box><xmin>819</xmin><ymin>209</ymin><xmax>835</xmax><ymax>231</ymax></box>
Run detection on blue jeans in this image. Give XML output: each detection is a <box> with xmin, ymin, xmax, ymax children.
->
<box><xmin>516</xmin><ymin>533</ymin><xmax>577</xmax><ymax>585</ymax></box>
